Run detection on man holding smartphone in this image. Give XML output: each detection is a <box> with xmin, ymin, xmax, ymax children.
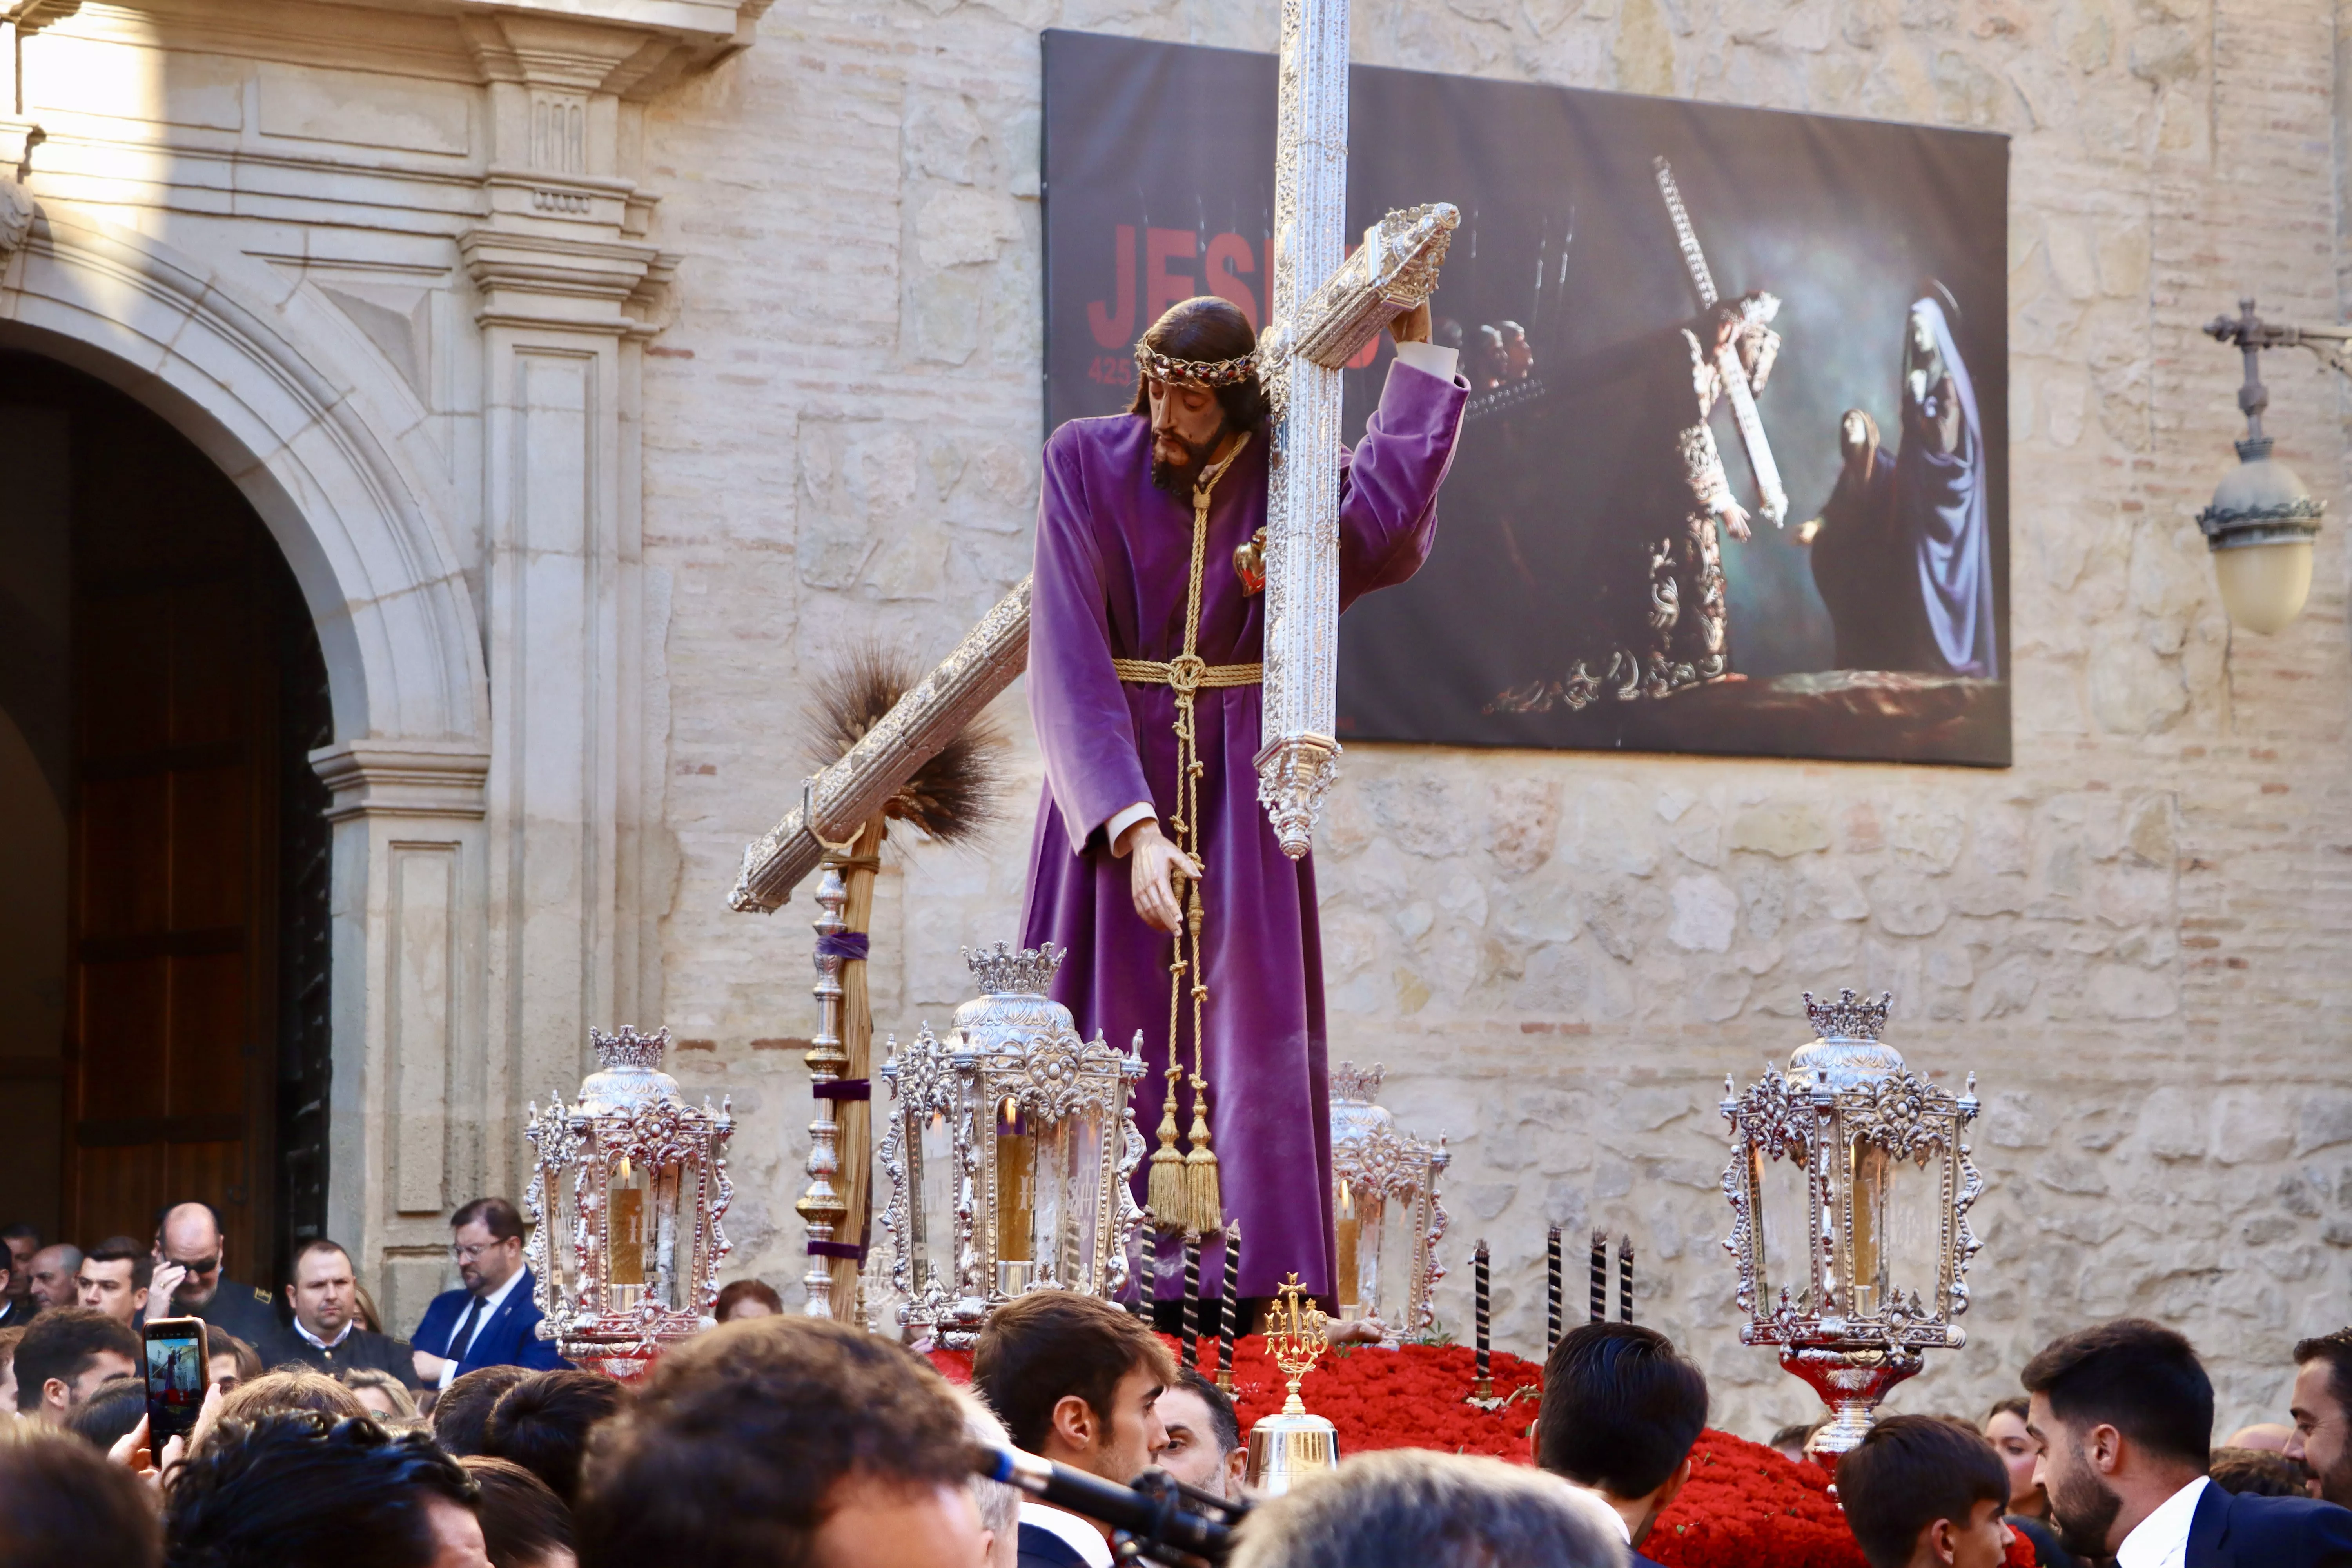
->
<box><xmin>144</xmin><ymin>1201</ymin><xmax>279</xmax><ymax>1347</ymax></box>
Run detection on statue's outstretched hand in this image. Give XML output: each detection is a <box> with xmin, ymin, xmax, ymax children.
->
<box><xmin>1119</xmin><ymin>819</ymin><xmax>1201</xmax><ymax>935</ymax></box>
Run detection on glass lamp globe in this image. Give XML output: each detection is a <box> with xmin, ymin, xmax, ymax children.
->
<box><xmin>2198</xmin><ymin>437</ymin><xmax>2324</xmax><ymax>634</ymax></box>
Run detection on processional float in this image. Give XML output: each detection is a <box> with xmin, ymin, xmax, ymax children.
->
<box><xmin>727</xmin><ymin>0</ymin><xmax>1459</xmax><ymax>1330</ymax></box>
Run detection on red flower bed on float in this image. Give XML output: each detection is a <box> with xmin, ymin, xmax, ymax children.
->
<box><xmin>927</xmin><ymin>1335</ymin><xmax>2030</xmax><ymax>1568</ymax></box>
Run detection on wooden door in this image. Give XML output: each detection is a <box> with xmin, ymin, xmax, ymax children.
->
<box><xmin>65</xmin><ymin>383</ymin><xmax>286</xmax><ymax>1258</ymax></box>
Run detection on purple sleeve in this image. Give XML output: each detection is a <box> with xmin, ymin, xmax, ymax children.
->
<box><xmin>1028</xmin><ymin>427</ymin><xmax>1153</xmax><ymax>855</ymax></box>
<box><xmin>1336</xmin><ymin>357</ymin><xmax>1470</xmax><ymax>607</ymax></box>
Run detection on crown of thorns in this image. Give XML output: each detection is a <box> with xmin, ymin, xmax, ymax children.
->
<box><xmin>1133</xmin><ymin>342</ymin><xmax>1259</xmax><ymax>388</ymax></box>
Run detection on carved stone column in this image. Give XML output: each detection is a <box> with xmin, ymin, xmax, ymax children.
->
<box><xmin>459</xmin><ymin>11</ymin><xmax>694</xmax><ymax>1200</ymax></box>
<box><xmin>311</xmin><ymin>742</ymin><xmax>493</xmax><ymax>1330</ymax></box>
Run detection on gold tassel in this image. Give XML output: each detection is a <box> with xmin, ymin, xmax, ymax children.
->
<box><xmin>1147</xmin><ymin>1063</ymin><xmax>1188</xmax><ymax>1229</ymax></box>
<box><xmin>1182</xmin><ymin>1073</ymin><xmax>1220</xmax><ymax>1234</ymax></box>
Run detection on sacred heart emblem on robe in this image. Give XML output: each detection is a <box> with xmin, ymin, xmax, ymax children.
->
<box><xmin>1234</xmin><ymin>528</ymin><xmax>1267</xmax><ymax>596</ymax></box>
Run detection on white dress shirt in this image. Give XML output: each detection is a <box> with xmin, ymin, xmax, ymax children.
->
<box><xmin>436</xmin><ymin>1264</ymin><xmax>528</xmax><ymax>1389</ymax></box>
<box><xmin>1018</xmin><ymin>1500</ymin><xmax>1114</xmax><ymax>1568</ymax></box>
<box><xmin>1102</xmin><ymin>337</ymin><xmax>1465</xmax><ymax>858</ymax></box>
<box><xmin>291</xmin><ymin>1314</ymin><xmax>354</xmax><ymax>1351</ymax></box>
<box><xmin>2116</xmin><ymin>1475</ymin><xmax>2209</xmax><ymax>1568</ymax></box>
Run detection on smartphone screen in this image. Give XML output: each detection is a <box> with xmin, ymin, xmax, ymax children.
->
<box><xmin>143</xmin><ymin>1317</ymin><xmax>209</xmax><ymax>1444</ymax></box>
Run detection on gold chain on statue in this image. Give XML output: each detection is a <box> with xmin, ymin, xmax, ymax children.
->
<box><xmin>1111</xmin><ymin>431</ymin><xmax>1255</xmax><ymax>1237</ymax></box>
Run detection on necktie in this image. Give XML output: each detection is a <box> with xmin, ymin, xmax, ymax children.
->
<box><xmin>448</xmin><ymin>1294</ymin><xmax>488</xmax><ymax>1363</ymax></box>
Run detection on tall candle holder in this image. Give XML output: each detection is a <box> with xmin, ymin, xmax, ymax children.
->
<box><xmin>1545</xmin><ymin>1224</ymin><xmax>1562</xmax><ymax>1352</ymax></box>
<box><xmin>1243</xmin><ymin>1274</ymin><xmax>1338</xmax><ymax>1496</ymax></box>
<box><xmin>1327</xmin><ymin>1061</ymin><xmax>1449</xmax><ymax>1345</ymax></box>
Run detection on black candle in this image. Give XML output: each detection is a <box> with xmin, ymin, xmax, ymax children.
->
<box><xmin>1216</xmin><ymin>1222</ymin><xmax>1240</xmax><ymax>1393</ymax></box>
<box><xmin>1618</xmin><ymin>1234</ymin><xmax>1635</xmax><ymax>1325</ymax></box>
<box><xmin>1546</xmin><ymin>1224</ymin><xmax>1563</xmax><ymax>1351</ymax></box>
<box><xmin>1474</xmin><ymin>1239</ymin><xmax>1492</xmax><ymax>1387</ymax></box>
<box><xmin>1589</xmin><ymin>1229</ymin><xmax>1607</xmax><ymax>1323</ymax></box>
<box><xmin>1182</xmin><ymin>1232</ymin><xmax>1202</xmax><ymax>1368</ymax></box>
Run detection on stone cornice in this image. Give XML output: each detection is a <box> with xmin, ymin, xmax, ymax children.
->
<box><xmin>457</xmin><ymin>0</ymin><xmax>770</xmax><ymax>100</ymax></box>
<box><xmin>313</xmin><ymin>740</ymin><xmax>492</xmax><ymax>823</ymax></box>
<box><xmin>459</xmin><ymin>225</ymin><xmax>675</xmax><ymax>331</ymax></box>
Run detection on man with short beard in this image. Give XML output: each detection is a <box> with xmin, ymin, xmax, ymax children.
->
<box><xmin>1022</xmin><ymin>293</ymin><xmax>1465</xmax><ymax>1320</ymax></box>
<box><xmin>2289</xmin><ymin>1328</ymin><xmax>2352</xmax><ymax>1509</ymax></box>
<box><xmin>2022</xmin><ymin>1318</ymin><xmax>2352</xmax><ymax>1567</ymax></box>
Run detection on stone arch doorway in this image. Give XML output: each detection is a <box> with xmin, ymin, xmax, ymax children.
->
<box><xmin>0</xmin><ymin>350</ymin><xmax>334</xmax><ymax>1285</ymax></box>
<box><xmin>1</xmin><ymin>211</ymin><xmax>495</xmax><ymax>1296</ymax></box>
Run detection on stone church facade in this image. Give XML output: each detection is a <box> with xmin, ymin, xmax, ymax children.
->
<box><xmin>1</xmin><ymin>0</ymin><xmax>2346</xmax><ymax>1436</ymax></box>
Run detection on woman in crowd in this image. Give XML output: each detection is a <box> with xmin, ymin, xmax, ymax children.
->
<box><xmin>1985</xmin><ymin>1395</ymin><xmax>2075</xmax><ymax>1567</ymax></box>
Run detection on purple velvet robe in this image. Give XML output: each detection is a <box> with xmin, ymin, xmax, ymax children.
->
<box><xmin>1020</xmin><ymin>359</ymin><xmax>1468</xmax><ymax>1301</ymax></box>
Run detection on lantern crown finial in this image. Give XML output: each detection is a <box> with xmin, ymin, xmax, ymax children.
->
<box><xmin>1330</xmin><ymin>1060</ymin><xmax>1385</xmax><ymax>1103</ymax></box>
<box><xmin>962</xmin><ymin>941</ymin><xmax>1064</xmax><ymax>997</ymax></box>
<box><xmin>1803</xmin><ymin>988</ymin><xmax>1892</xmax><ymax>1042</ymax></box>
<box><xmin>591</xmin><ymin>1025</ymin><xmax>670</xmax><ymax>1071</ymax></box>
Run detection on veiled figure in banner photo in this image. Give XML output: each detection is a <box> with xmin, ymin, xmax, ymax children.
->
<box><xmin>1799</xmin><ymin>283</ymin><xmax>1996</xmax><ymax>680</ymax></box>
<box><xmin>1020</xmin><ymin>295</ymin><xmax>1468</xmax><ymax>1316</ymax></box>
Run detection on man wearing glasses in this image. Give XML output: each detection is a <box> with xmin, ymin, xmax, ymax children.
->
<box><xmin>147</xmin><ymin>1201</ymin><xmax>279</xmax><ymax>1346</ymax></box>
<box><xmin>410</xmin><ymin>1196</ymin><xmax>564</xmax><ymax>1389</ymax></box>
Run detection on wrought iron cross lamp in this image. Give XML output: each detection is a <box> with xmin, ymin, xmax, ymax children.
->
<box><xmin>1719</xmin><ymin>991</ymin><xmax>1983</xmax><ymax>1455</ymax></box>
<box><xmin>2200</xmin><ymin>299</ymin><xmax>2337</xmax><ymax>633</ymax></box>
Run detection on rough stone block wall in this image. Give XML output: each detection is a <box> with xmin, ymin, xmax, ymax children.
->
<box><xmin>641</xmin><ymin>0</ymin><xmax>2352</xmax><ymax>1439</ymax></box>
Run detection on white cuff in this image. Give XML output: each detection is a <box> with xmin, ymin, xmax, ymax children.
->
<box><xmin>438</xmin><ymin>1357</ymin><xmax>457</xmax><ymax>1390</ymax></box>
<box><xmin>1105</xmin><ymin>801</ymin><xmax>1157</xmax><ymax>853</ymax></box>
<box><xmin>1393</xmin><ymin>340</ymin><xmax>1460</xmax><ymax>382</ymax></box>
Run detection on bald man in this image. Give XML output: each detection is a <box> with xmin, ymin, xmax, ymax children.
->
<box><xmin>147</xmin><ymin>1202</ymin><xmax>279</xmax><ymax>1344</ymax></box>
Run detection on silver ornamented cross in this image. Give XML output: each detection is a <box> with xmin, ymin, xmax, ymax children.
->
<box><xmin>1256</xmin><ymin>0</ymin><xmax>1456</xmax><ymax>858</ymax></box>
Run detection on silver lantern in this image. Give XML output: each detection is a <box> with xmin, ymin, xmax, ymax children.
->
<box><xmin>877</xmin><ymin>942</ymin><xmax>1145</xmax><ymax>1348</ymax></box>
<box><xmin>1720</xmin><ymin>990</ymin><xmax>1983</xmax><ymax>1455</ymax></box>
<box><xmin>1327</xmin><ymin>1061</ymin><xmax>1448</xmax><ymax>1345</ymax></box>
<box><xmin>523</xmin><ymin>1027</ymin><xmax>734</xmax><ymax>1378</ymax></box>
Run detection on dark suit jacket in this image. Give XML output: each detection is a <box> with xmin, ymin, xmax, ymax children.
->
<box><xmin>1016</xmin><ymin>1519</ymin><xmax>1097</xmax><ymax>1568</ymax></box>
<box><xmin>411</xmin><ymin>1269</ymin><xmax>564</xmax><ymax>1376</ymax></box>
<box><xmin>2188</xmin><ymin>1479</ymin><xmax>2352</xmax><ymax>1568</ymax></box>
<box><xmin>260</xmin><ymin>1323</ymin><xmax>420</xmax><ymax>1387</ymax></box>
<box><xmin>185</xmin><ymin>1278</ymin><xmax>282</xmax><ymax>1350</ymax></box>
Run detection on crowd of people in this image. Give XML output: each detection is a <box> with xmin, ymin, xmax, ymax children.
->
<box><xmin>0</xmin><ymin>1198</ymin><xmax>2347</xmax><ymax>1568</ymax></box>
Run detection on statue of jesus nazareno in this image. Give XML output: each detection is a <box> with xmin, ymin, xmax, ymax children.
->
<box><xmin>1019</xmin><ymin>293</ymin><xmax>1467</xmax><ymax>1318</ymax></box>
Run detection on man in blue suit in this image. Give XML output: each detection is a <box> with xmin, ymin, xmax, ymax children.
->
<box><xmin>2024</xmin><ymin>1318</ymin><xmax>2352</xmax><ymax>1568</ymax></box>
<box><xmin>410</xmin><ymin>1196</ymin><xmax>564</xmax><ymax>1389</ymax></box>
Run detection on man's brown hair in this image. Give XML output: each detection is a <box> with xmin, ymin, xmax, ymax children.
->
<box><xmin>2021</xmin><ymin>1317</ymin><xmax>2212</xmax><ymax>1469</ymax></box>
<box><xmin>578</xmin><ymin>1316</ymin><xmax>973</xmax><ymax>1568</ymax></box>
<box><xmin>0</xmin><ymin>1421</ymin><xmax>161</xmax><ymax>1567</ymax></box>
<box><xmin>13</xmin><ymin>1308</ymin><xmax>138</xmax><ymax>1413</ymax></box>
<box><xmin>971</xmin><ymin>1291</ymin><xmax>1178</xmax><ymax>1453</ymax></box>
<box><xmin>2294</xmin><ymin>1327</ymin><xmax>2352</xmax><ymax>1416</ymax></box>
<box><xmin>1125</xmin><ymin>296</ymin><xmax>1273</xmax><ymax>436</ymax></box>
<box><xmin>451</xmin><ymin>1197</ymin><xmax>526</xmax><ymax>1244</ymax></box>
<box><xmin>1835</xmin><ymin>1415</ymin><xmax>2010</xmax><ymax>1568</ymax></box>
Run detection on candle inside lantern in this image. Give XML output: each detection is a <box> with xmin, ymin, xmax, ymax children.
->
<box><xmin>1335</xmin><ymin>1180</ymin><xmax>1361</xmax><ymax>1312</ymax></box>
<box><xmin>996</xmin><ymin>1096</ymin><xmax>1034</xmax><ymax>1265</ymax></box>
<box><xmin>609</xmin><ymin>1183</ymin><xmax>648</xmax><ymax>1287</ymax></box>
<box><xmin>1849</xmin><ymin>1140</ymin><xmax>1890</xmax><ymax>1315</ymax></box>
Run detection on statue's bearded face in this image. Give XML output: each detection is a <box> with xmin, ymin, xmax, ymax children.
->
<box><xmin>1146</xmin><ymin>377</ymin><xmax>1231</xmax><ymax>495</ymax></box>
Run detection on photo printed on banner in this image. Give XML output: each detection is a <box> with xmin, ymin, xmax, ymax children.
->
<box><xmin>1043</xmin><ymin>31</ymin><xmax>2010</xmax><ymax>766</ymax></box>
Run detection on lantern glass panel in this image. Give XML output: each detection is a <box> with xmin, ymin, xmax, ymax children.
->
<box><xmin>1845</xmin><ymin>1139</ymin><xmax>1893</xmax><ymax>1316</ymax></box>
<box><xmin>606</xmin><ymin>1161</ymin><xmax>653</xmax><ymax>1311</ymax></box>
<box><xmin>1031</xmin><ymin>1108</ymin><xmax>1104</xmax><ymax>1286</ymax></box>
<box><xmin>1363</xmin><ymin>1187</ymin><xmax>1407</xmax><ymax>1321</ymax></box>
<box><xmin>1755</xmin><ymin>1143</ymin><xmax>1812</xmax><ymax>1314</ymax></box>
<box><xmin>1332</xmin><ymin>1179</ymin><xmax>1383</xmax><ymax>1316</ymax></box>
<box><xmin>915</xmin><ymin>1110</ymin><xmax>958</xmax><ymax>1294</ymax></box>
<box><xmin>1882</xmin><ymin>1148</ymin><xmax>1943</xmax><ymax>1315</ymax></box>
<box><xmin>995</xmin><ymin>1099</ymin><xmax>1035</xmax><ymax>1265</ymax></box>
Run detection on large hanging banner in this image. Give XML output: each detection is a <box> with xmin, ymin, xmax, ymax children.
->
<box><xmin>1044</xmin><ymin>30</ymin><xmax>2010</xmax><ymax>766</ymax></box>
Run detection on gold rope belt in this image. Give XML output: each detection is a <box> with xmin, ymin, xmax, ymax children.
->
<box><xmin>1110</xmin><ymin>657</ymin><xmax>1263</xmax><ymax>691</ymax></box>
<box><xmin>1134</xmin><ymin>431</ymin><xmax>1250</xmax><ymax>1241</ymax></box>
